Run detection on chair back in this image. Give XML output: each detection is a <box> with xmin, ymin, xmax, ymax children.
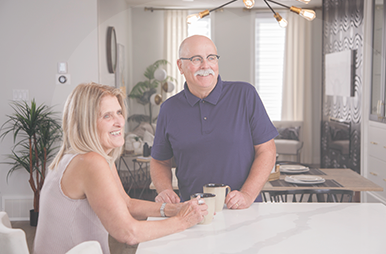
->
<box><xmin>0</xmin><ymin>211</ymin><xmax>30</xmax><ymax>254</ymax></box>
<box><xmin>65</xmin><ymin>241</ymin><xmax>103</xmax><ymax>254</ymax></box>
<box><xmin>262</xmin><ymin>189</ymin><xmax>354</xmax><ymax>203</ymax></box>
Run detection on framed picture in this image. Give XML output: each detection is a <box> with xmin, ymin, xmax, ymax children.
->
<box><xmin>115</xmin><ymin>44</ymin><xmax>125</xmax><ymax>88</ymax></box>
<box><xmin>325</xmin><ymin>50</ymin><xmax>355</xmax><ymax>97</ymax></box>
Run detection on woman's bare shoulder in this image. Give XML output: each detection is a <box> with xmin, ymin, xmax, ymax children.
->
<box><xmin>73</xmin><ymin>152</ymin><xmax>106</xmax><ymax>164</ymax></box>
<box><xmin>69</xmin><ymin>152</ymin><xmax>110</xmax><ymax>174</ymax></box>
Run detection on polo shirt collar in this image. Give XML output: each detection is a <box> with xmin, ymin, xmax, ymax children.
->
<box><xmin>184</xmin><ymin>75</ymin><xmax>223</xmax><ymax>106</ymax></box>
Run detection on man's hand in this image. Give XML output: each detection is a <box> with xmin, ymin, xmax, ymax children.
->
<box><xmin>225</xmin><ymin>190</ymin><xmax>254</xmax><ymax>209</ymax></box>
<box><xmin>155</xmin><ymin>189</ymin><xmax>181</xmax><ymax>203</ymax></box>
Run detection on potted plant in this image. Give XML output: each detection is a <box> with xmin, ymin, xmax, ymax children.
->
<box><xmin>0</xmin><ymin>99</ymin><xmax>62</xmax><ymax>226</ymax></box>
<box><xmin>128</xmin><ymin>59</ymin><xmax>176</xmax><ymax>126</ymax></box>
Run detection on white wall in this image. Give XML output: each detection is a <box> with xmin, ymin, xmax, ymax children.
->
<box><xmin>128</xmin><ymin>8</ymin><xmax>165</xmax><ymax>125</ymax></box>
<box><xmin>0</xmin><ymin>0</ymin><xmax>132</xmax><ymax>216</ymax></box>
<box><xmin>213</xmin><ymin>9</ymin><xmax>255</xmax><ymax>84</ymax></box>
<box><xmin>0</xmin><ymin>0</ymin><xmax>98</xmax><ymax>213</ymax></box>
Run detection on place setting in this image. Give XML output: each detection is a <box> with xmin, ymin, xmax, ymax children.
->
<box><xmin>284</xmin><ymin>175</ymin><xmax>326</xmax><ymax>185</ymax></box>
<box><xmin>278</xmin><ymin>163</ymin><xmax>327</xmax><ymax>175</ymax></box>
<box><xmin>279</xmin><ymin>164</ymin><xmax>310</xmax><ymax>174</ymax></box>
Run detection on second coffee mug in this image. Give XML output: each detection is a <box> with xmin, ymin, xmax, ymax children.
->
<box><xmin>203</xmin><ymin>183</ymin><xmax>231</xmax><ymax>212</ymax></box>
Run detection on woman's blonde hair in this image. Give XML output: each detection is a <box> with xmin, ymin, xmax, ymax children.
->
<box><xmin>50</xmin><ymin>82</ymin><xmax>127</xmax><ymax>170</ymax></box>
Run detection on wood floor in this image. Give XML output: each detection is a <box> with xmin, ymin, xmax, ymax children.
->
<box><xmin>11</xmin><ymin>221</ymin><xmax>138</xmax><ymax>254</ymax></box>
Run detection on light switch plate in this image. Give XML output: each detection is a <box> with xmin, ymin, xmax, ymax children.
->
<box><xmin>57</xmin><ymin>62</ymin><xmax>68</xmax><ymax>74</ymax></box>
<box><xmin>13</xmin><ymin>89</ymin><xmax>29</xmax><ymax>101</ymax></box>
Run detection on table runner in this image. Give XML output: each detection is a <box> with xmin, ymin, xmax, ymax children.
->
<box><xmin>270</xmin><ymin>179</ymin><xmax>343</xmax><ymax>188</ymax></box>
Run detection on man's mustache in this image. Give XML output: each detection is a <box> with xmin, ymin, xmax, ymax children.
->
<box><xmin>194</xmin><ymin>69</ymin><xmax>215</xmax><ymax>76</ymax></box>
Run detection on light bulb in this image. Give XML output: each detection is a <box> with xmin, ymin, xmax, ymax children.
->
<box><xmin>297</xmin><ymin>0</ymin><xmax>311</xmax><ymax>4</ymax></box>
<box><xmin>299</xmin><ymin>9</ymin><xmax>316</xmax><ymax>21</ymax></box>
<box><xmin>290</xmin><ymin>6</ymin><xmax>316</xmax><ymax>21</ymax></box>
<box><xmin>243</xmin><ymin>0</ymin><xmax>255</xmax><ymax>9</ymax></box>
<box><xmin>186</xmin><ymin>10</ymin><xmax>210</xmax><ymax>24</ymax></box>
<box><xmin>186</xmin><ymin>13</ymin><xmax>200</xmax><ymax>24</ymax></box>
<box><xmin>274</xmin><ymin>13</ymin><xmax>288</xmax><ymax>28</ymax></box>
<box><xmin>278</xmin><ymin>18</ymin><xmax>288</xmax><ymax>28</ymax></box>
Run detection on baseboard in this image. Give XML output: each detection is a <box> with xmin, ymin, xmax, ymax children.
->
<box><xmin>1</xmin><ymin>196</ymin><xmax>33</xmax><ymax>221</ymax></box>
<box><xmin>361</xmin><ymin>191</ymin><xmax>386</xmax><ymax>205</ymax></box>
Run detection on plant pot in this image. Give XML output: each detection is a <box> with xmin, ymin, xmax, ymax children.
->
<box><xmin>30</xmin><ymin>209</ymin><xmax>39</xmax><ymax>227</ymax></box>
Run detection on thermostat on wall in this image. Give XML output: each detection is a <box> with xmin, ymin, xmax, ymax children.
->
<box><xmin>56</xmin><ymin>74</ymin><xmax>71</xmax><ymax>85</ymax></box>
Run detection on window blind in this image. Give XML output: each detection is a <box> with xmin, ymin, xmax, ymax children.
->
<box><xmin>255</xmin><ymin>13</ymin><xmax>286</xmax><ymax>121</ymax></box>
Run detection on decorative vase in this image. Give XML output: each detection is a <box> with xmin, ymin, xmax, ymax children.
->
<box><xmin>30</xmin><ymin>209</ymin><xmax>39</xmax><ymax>227</ymax></box>
<box><xmin>133</xmin><ymin>141</ymin><xmax>142</xmax><ymax>155</ymax></box>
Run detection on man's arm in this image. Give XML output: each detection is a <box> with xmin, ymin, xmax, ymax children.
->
<box><xmin>150</xmin><ymin>158</ymin><xmax>180</xmax><ymax>203</ymax></box>
<box><xmin>225</xmin><ymin>139</ymin><xmax>276</xmax><ymax>209</ymax></box>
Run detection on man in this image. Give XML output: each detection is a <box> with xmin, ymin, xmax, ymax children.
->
<box><xmin>150</xmin><ymin>35</ymin><xmax>278</xmax><ymax>209</ymax></box>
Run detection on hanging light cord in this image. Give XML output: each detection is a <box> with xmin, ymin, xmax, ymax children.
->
<box><xmin>263</xmin><ymin>0</ymin><xmax>276</xmax><ymax>14</ymax></box>
<box><xmin>210</xmin><ymin>0</ymin><xmax>238</xmax><ymax>12</ymax></box>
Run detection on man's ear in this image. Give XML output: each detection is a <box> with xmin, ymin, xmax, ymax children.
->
<box><xmin>177</xmin><ymin>59</ymin><xmax>184</xmax><ymax>74</ymax></box>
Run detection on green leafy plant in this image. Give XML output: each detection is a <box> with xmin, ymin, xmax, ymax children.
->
<box><xmin>0</xmin><ymin>99</ymin><xmax>62</xmax><ymax>213</ymax></box>
<box><xmin>128</xmin><ymin>59</ymin><xmax>177</xmax><ymax>124</ymax></box>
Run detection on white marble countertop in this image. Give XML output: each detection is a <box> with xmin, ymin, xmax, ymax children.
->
<box><xmin>136</xmin><ymin>203</ymin><xmax>386</xmax><ymax>254</ymax></box>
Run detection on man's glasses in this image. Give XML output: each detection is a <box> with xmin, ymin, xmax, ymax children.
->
<box><xmin>179</xmin><ymin>54</ymin><xmax>220</xmax><ymax>66</ymax></box>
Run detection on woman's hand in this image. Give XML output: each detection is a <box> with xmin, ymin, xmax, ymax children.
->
<box><xmin>176</xmin><ymin>198</ymin><xmax>208</xmax><ymax>228</ymax></box>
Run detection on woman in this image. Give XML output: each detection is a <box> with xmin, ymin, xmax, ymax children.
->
<box><xmin>33</xmin><ymin>83</ymin><xmax>207</xmax><ymax>254</ymax></box>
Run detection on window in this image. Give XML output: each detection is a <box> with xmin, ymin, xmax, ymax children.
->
<box><xmin>255</xmin><ymin>13</ymin><xmax>286</xmax><ymax>121</ymax></box>
<box><xmin>188</xmin><ymin>15</ymin><xmax>211</xmax><ymax>38</ymax></box>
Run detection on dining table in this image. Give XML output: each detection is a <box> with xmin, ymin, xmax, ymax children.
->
<box><xmin>136</xmin><ymin>203</ymin><xmax>386</xmax><ymax>254</ymax></box>
<box><xmin>264</xmin><ymin>167</ymin><xmax>383</xmax><ymax>191</ymax></box>
<box><xmin>149</xmin><ymin>167</ymin><xmax>383</xmax><ymax>192</ymax></box>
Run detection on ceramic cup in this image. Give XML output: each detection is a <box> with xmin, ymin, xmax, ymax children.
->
<box><xmin>190</xmin><ymin>193</ymin><xmax>216</xmax><ymax>225</ymax></box>
<box><xmin>203</xmin><ymin>183</ymin><xmax>231</xmax><ymax>212</ymax></box>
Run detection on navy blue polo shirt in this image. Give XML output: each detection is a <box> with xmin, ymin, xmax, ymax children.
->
<box><xmin>152</xmin><ymin>75</ymin><xmax>278</xmax><ymax>201</ymax></box>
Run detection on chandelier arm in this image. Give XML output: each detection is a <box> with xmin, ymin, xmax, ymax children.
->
<box><xmin>210</xmin><ymin>0</ymin><xmax>239</xmax><ymax>12</ymax></box>
<box><xmin>263</xmin><ymin>0</ymin><xmax>276</xmax><ymax>14</ymax></box>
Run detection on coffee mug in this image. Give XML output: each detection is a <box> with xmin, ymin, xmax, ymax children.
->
<box><xmin>203</xmin><ymin>183</ymin><xmax>231</xmax><ymax>212</ymax></box>
<box><xmin>190</xmin><ymin>193</ymin><xmax>216</xmax><ymax>225</ymax></box>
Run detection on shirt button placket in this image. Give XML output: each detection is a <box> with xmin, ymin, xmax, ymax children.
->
<box><xmin>200</xmin><ymin>100</ymin><xmax>209</xmax><ymax>134</ymax></box>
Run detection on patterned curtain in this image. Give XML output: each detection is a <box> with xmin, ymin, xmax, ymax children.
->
<box><xmin>282</xmin><ymin>12</ymin><xmax>313</xmax><ymax>163</ymax></box>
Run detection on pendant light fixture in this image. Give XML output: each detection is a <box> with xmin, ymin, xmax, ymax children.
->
<box><xmin>186</xmin><ymin>0</ymin><xmax>316</xmax><ymax>27</ymax></box>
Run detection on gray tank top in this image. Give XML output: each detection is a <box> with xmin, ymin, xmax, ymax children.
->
<box><xmin>33</xmin><ymin>153</ymin><xmax>109</xmax><ymax>254</ymax></box>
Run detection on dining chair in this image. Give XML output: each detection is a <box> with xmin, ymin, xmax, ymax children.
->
<box><xmin>261</xmin><ymin>189</ymin><xmax>354</xmax><ymax>203</ymax></box>
<box><xmin>0</xmin><ymin>211</ymin><xmax>30</xmax><ymax>254</ymax></box>
<box><xmin>65</xmin><ymin>241</ymin><xmax>103</xmax><ymax>254</ymax></box>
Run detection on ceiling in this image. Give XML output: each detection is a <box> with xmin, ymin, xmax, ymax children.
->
<box><xmin>124</xmin><ymin>0</ymin><xmax>323</xmax><ymax>9</ymax></box>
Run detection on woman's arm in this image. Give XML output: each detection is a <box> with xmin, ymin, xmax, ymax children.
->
<box><xmin>62</xmin><ymin>152</ymin><xmax>206</xmax><ymax>245</ymax></box>
<box><xmin>110</xmin><ymin>160</ymin><xmax>182</xmax><ymax>220</ymax></box>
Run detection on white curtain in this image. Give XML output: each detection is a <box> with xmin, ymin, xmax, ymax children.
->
<box><xmin>164</xmin><ymin>10</ymin><xmax>187</xmax><ymax>98</ymax></box>
<box><xmin>282</xmin><ymin>12</ymin><xmax>313</xmax><ymax>164</ymax></box>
